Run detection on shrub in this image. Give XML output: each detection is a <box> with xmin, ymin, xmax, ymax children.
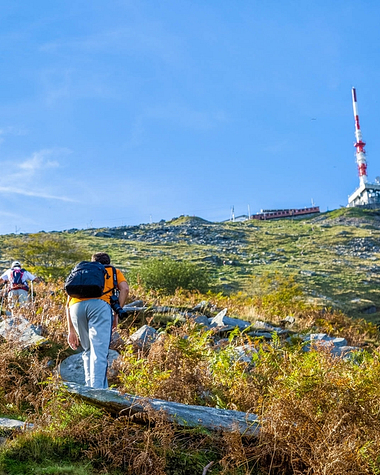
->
<box><xmin>3</xmin><ymin>233</ymin><xmax>89</xmax><ymax>281</ymax></box>
<box><xmin>128</xmin><ymin>258</ymin><xmax>210</xmax><ymax>294</ymax></box>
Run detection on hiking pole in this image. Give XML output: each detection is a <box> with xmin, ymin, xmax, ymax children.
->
<box><xmin>0</xmin><ymin>282</ymin><xmax>5</xmax><ymax>318</ymax></box>
<box><xmin>30</xmin><ymin>280</ymin><xmax>34</xmax><ymax>305</ymax></box>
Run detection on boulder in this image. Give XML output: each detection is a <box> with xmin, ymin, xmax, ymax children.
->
<box><xmin>304</xmin><ymin>333</ymin><xmax>348</xmax><ymax>347</ymax></box>
<box><xmin>129</xmin><ymin>325</ymin><xmax>158</xmax><ymax>348</ymax></box>
<box><xmin>0</xmin><ymin>315</ymin><xmax>46</xmax><ymax>349</ymax></box>
<box><xmin>58</xmin><ymin>350</ymin><xmax>120</xmax><ymax>385</ymax></box>
<box><xmin>300</xmin><ymin>333</ymin><xmax>361</xmax><ymax>358</ymax></box>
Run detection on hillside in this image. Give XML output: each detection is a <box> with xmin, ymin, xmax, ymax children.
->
<box><xmin>2</xmin><ymin>208</ymin><xmax>380</xmax><ymax>323</ymax></box>
<box><xmin>1</xmin><ymin>209</ymin><xmax>380</xmax><ymax>474</ymax></box>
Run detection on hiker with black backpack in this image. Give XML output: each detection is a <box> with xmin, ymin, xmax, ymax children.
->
<box><xmin>0</xmin><ymin>261</ymin><xmax>41</xmax><ymax>309</ymax></box>
<box><xmin>65</xmin><ymin>252</ymin><xmax>129</xmax><ymax>389</ymax></box>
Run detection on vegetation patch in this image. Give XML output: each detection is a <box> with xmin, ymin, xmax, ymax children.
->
<box><xmin>127</xmin><ymin>257</ymin><xmax>211</xmax><ymax>294</ymax></box>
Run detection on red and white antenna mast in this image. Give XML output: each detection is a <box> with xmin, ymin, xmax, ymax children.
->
<box><xmin>352</xmin><ymin>87</ymin><xmax>368</xmax><ymax>186</ymax></box>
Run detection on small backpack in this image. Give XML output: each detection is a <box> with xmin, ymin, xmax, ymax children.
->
<box><xmin>64</xmin><ymin>261</ymin><xmax>108</xmax><ymax>298</ymax></box>
<box><xmin>10</xmin><ymin>268</ymin><xmax>28</xmax><ymax>291</ymax></box>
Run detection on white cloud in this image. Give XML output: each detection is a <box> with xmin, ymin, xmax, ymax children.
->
<box><xmin>0</xmin><ymin>186</ymin><xmax>76</xmax><ymax>202</ymax></box>
<box><xmin>0</xmin><ymin>148</ymin><xmax>75</xmax><ymax>202</ymax></box>
<box><xmin>18</xmin><ymin>149</ymin><xmax>61</xmax><ymax>171</ymax></box>
<box><xmin>0</xmin><ymin>210</ymin><xmax>25</xmax><ymax>219</ymax></box>
<box><xmin>0</xmin><ymin>126</ymin><xmax>28</xmax><ymax>145</ymax></box>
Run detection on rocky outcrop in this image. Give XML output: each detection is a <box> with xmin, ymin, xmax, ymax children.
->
<box><xmin>89</xmin><ymin>221</ymin><xmax>247</xmax><ymax>252</ymax></box>
<box><xmin>334</xmin><ymin>237</ymin><xmax>380</xmax><ymax>259</ymax></box>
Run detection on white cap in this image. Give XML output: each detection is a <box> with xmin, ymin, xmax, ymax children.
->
<box><xmin>11</xmin><ymin>261</ymin><xmax>21</xmax><ymax>269</ymax></box>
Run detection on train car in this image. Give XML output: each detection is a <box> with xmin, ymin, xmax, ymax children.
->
<box><xmin>250</xmin><ymin>206</ymin><xmax>320</xmax><ymax>220</ymax></box>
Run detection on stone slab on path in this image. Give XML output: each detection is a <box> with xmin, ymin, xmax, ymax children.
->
<box><xmin>58</xmin><ymin>350</ymin><xmax>120</xmax><ymax>385</ymax></box>
<box><xmin>64</xmin><ymin>382</ymin><xmax>259</xmax><ymax>437</ymax></box>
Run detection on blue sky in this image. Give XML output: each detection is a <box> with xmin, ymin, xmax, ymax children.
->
<box><xmin>1</xmin><ymin>0</ymin><xmax>380</xmax><ymax>234</ymax></box>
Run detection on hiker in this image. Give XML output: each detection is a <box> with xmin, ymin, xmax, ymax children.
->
<box><xmin>65</xmin><ymin>252</ymin><xmax>129</xmax><ymax>389</ymax></box>
<box><xmin>0</xmin><ymin>261</ymin><xmax>41</xmax><ymax>308</ymax></box>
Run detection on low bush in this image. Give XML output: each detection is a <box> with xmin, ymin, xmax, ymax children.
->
<box><xmin>128</xmin><ymin>257</ymin><xmax>210</xmax><ymax>294</ymax></box>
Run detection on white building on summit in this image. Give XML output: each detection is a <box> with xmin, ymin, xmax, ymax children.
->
<box><xmin>348</xmin><ymin>88</ymin><xmax>380</xmax><ymax>207</ymax></box>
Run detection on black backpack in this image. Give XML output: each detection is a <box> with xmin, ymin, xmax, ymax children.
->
<box><xmin>64</xmin><ymin>261</ymin><xmax>108</xmax><ymax>298</ymax></box>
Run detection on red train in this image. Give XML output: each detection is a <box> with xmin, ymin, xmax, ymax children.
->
<box><xmin>250</xmin><ymin>206</ymin><xmax>320</xmax><ymax>220</ymax></box>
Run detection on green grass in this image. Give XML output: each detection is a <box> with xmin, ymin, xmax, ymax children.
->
<box><xmin>166</xmin><ymin>215</ymin><xmax>211</xmax><ymax>225</ymax></box>
<box><xmin>2</xmin><ymin>208</ymin><xmax>380</xmax><ymax>322</ymax></box>
<box><xmin>0</xmin><ymin>460</ymin><xmax>94</xmax><ymax>475</ymax></box>
<box><xmin>326</xmin><ymin>206</ymin><xmax>380</xmax><ymax>220</ymax></box>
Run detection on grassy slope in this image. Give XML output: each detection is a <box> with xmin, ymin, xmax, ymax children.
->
<box><xmin>2</xmin><ymin>208</ymin><xmax>380</xmax><ymax>323</ymax></box>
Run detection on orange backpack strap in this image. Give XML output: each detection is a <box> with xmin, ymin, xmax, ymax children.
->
<box><xmin>102</xmin><ymin>266</ymin><xmax>118</xmax><ymax>295</ymax></box>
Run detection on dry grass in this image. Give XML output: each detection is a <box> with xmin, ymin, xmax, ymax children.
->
<box><xmin>0</xmin><ymin>282</ymin><xmax>379</xmax><ymax>473</ymax></box>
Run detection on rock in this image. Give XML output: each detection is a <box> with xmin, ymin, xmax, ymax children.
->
<box><xmin>252</xmin><ymin>321</ymin><xmax>276</xmax><ymax>331</ymax></box>
<box><xmin>110</xmin><ymin>331</ymin><xmax>124</xmax><ymax>349</ymax></box>
<box><xmin>0</xmin><ymin>315</ymin><xmax>47</xmax><ymax>349</ymax></box>
<box><xmin>192</xmin><ymin>301</ymin><xmax>210</xmax><ymax>312</ymax></box>
<box><xmin>189</xmin><ymin>315</ymin><xmax>210</xmax><ymax>326</ymax></box>
<box><xmin>330</xmin><ymin>337</ymin><xmax>347</xmax><ymax>347</ymax></box>
<box><xmin>121</xmin><ymin>306</ymin><xmax>148</xmax><ymax>314</ymax></box>
<box><xmin>280</xmin><ymin>316</ymin><xmax>295</xmax><ymax>326</ymax></box>
<box><xmin>129</xmin><ymin>325</ymin><xmax>158</xmax><ymax>348</ymax></box>
<box><xmin>59</xmin><ymin>350</ymin><xmax>120</xmax><ymax>385</ymax></box>
<box><xmin>300</xmin><ymin>270</ymin><xmax>316</xmax><ymax>276</ymax></box>
<box><xmin>233</xmin><ymin>345</ymin><xmax>258</xmax><ymax>363</ymax></box>
<box><xmin>93</xmin><ymin>232</ymin><xmax>113</xmax><ymax>238</ymax></box>
<box><xmin>223</xmin><ymin>260</ymin><xmax>240</xmax><ymax>266</ymax></box>
<box><xmin>330</xmin><ymin>345</ymin><xmax>360</xmax><ymax>359</ymax></box>
<box><xmin>202</xmin><ymin>255</ymin><xmax>223</xmax><ymax>266</ymax></box>
<box><xmin>0</xmin><ymin>417</ymin><xmax>33</xmax><ymax>431</ymax></box>
<box><xmin>64</xmin><ymin>382</ymin><xmax>260</xmax><ymax>436</ymax></box>
<box><xmin>124</xmin><ymin>300</ymin><xmax>144</xmax><ymax>308</ymax></box>
<box><xmin>212</xmin><ymin>308</ymin><xmax>227</xmax><ymax>320</ymax></box>
<box><xmin>209</xmin><ymin>309</ymin><xmax>250</xmax><ymax>330</ymax></box>
<box><xmin>301</xmin><ymin>333</ymin><xmax>350</xmax><ymax>355</ymax></box>
<box><xmin>306</xmin><ymin>333</ymin><xmax>347</xmax><ymax>345</ymax></box>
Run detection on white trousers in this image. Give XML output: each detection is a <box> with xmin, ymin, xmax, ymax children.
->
<box><xmin>8</xmin><ymin>289</ymin><xmax>29</xmax><ymax>308</ymax></box>
<box><xmin>69</xmin><ymin>299</ymin><xmax>113</xmax><ymax>389</ymax></box>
